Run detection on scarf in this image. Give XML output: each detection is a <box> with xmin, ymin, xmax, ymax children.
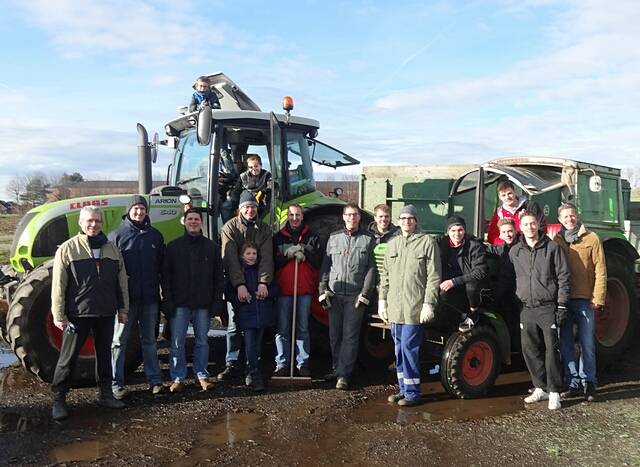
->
<box><xmin>87</xmin><ymin>232</ymin><xmax>108</xmax><ymax>249</ymax></box>
<box><xmin>561</xmin><ymin>223</ymin><xmax>582</xmax><ymax>244</ymax></box>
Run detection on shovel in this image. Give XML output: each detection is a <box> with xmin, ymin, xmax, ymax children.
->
<box><xmin>271</xmin><ymin>258</ymin><xmax>313</xmax><ymax>387</ymax></box>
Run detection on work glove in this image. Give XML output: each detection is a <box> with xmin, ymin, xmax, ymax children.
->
<box><xmin>319</xmin><ymin>291</ymin><xmax>334</xmax><ymax>309</ymax></box>
<box><xmin>377</xmin><ymin>300</ymin><xmax>388</xmax><ymax>322</ymax></box>
<box><xmin>294</xmin><ymin>250</ymin><xmax>306</xmax><ymax>262</ymax></box>
<box><xmin>355</xmin><ymin>294</ymin><xmax>370</xmax><ymax>310</ymax></box>
<box><xmin>555</xmin><ymin>305</ymin><xmax>568</xmax><ymax>326</ymax></box>
<box><xmin>420</xmin><ymin>303</ymin><xmax>435</xmax><ymax>324</ymax></box>
<box><xmin>285</xmin><ymin>244</ymin><xmax>303</xmax><ymax>259</ymax></box>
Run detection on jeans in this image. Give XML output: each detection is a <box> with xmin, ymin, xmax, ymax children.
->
<box><xmin>169</xmin><ymin>307</ymin><xmax>210</xmax><ymax>381</ymax></box>
<box><xmin>328</xmin><ymin>294</ymin><xmax>365</xmax><ymax>379</ymax></box>
<box><xmin>560</xmin><ymin>298</ymin><xmax>597</xmax><ymax>388</ymax></box>
<box><xmin>275</xmin><ymin>294</ymin><xmax>311</xmax><ymax>370</ymax></box>
<box><xmin>243</xmin><ymin>328</ymin><xmax>264</xmax><ymax>374</ymax></box>
<box><xmin>52</xmin><ymin>317</ymin><xmax>114</xmax><ymax>396</ymax></box>
<box><xmin>112</xmin><ymin>303</ymin><xmax>163</xmax><ymax>388</ymax></box>
<box><xmin>392</xmin><ymin>323</ymin><xmax>423</xmax><ymax>401</ymax></box>
<box><xmin>225</xmin><ymin>302</ymin><xmax>242</xmax><ymax>365</ymax></box>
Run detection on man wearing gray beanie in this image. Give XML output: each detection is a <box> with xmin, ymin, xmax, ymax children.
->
<box><xmin>379</xmin><ymin>204</ymin><xmax>441</xmax><ymax>405</ymax></box>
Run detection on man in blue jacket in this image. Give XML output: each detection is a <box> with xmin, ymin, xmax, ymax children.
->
<box><xmin>109</xmin><ymin>196</ymin><xmax>165</xmax><ymax>398</ymax></box>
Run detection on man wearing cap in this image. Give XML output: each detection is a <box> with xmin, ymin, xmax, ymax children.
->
<box><xmin>379</xmin><ymin>204</ymin><xmax>441</xmax><ymax>406</ymax></box>
<box><xmin>438</xmin><ymin>215</ymin><xmax>488</xmax><ymax>332</ymax></box>
<box><xmin>218</xmin><ymin>191</ymin><xmax>274</xmax><ymax>382</ymax></box>
<box><xmin>109</xmin><ymin>195</ymin><xmax>165</xmax><ymax>398</ymax></box>
<box><xmin>318</xmin><ymin>203</ymin><xmax>376</xmax><ymax>390</ymax></box>
<box><xmin>162</xmin><ymin>209</ymin><xmax>224</xmax><ymax>392</ymax></box>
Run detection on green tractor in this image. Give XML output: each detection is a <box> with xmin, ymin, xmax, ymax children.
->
<box><xmin>0</xmin><ymin>73</ymin><xmax>370</xmax><ymax>384</ymax></box>
<box><xmin>361</xmin><ymin>157</ymin><xmax>640</xmax><ymax>398</ymax></box>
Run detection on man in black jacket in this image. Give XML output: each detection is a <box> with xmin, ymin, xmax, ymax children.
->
<box><xmin>162</xmin><ymin>209</ymin><xmax>224</xmax><ymax>393</ymax></box>
<box><xmin>438</xmin><ymin>215</ymin><xmax>488</xmax><ymax>332</ymax></box>
<box><xmin>109</xmin><ymin>196</ymin><xmax>165</xmax><ymax>399</ymax></box>
<box><xmin>50</xmin><ymin>206</ymin><xmax>129</xmax><ymax>420</ymax></box>
<box><xmin>508</xmin><ymin>211</ymin><xmax>570</xmax><ymax>410</ymax></box>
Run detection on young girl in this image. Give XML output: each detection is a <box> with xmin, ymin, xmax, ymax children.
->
<box><xmin>227</xmin><ymin>241</ymin><xmax>276</xmax><ymax>391</ymax></box>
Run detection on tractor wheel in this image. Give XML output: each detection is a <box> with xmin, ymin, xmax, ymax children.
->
<box><xmin>0</xmin><ymin>306</ymin><xmax>8</xmax><ymax>344</ymax></box>
<box><xmin>357</xmin><ymin>318</ymin><xmax>395</xmax><ymax>370</ymax></box>
<box><xmin>597</xmin><ymin>253</ymin><xmax>638</xmax><ymax>364</ymax></box>
<box><xmin>440</xmin><ymin>325</ymin><xmax>502</xmax><ymax>399</ymax></box>
<box><xmin>6</xmin><ymin>261</ymin><xmax>141</xmax><ymax>385</ymax></box>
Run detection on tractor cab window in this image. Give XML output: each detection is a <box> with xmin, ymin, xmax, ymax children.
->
<box><xmin>578</xmin><ymin>174</ymin><xmax>619</xmax><ymax>223</ymax></box>
<box><xmin>285</xmin><ymin>131</ymin><xmax>315</xmax><ymax>198</ymax></box>
<box><xmin>175</xmin><ymin>131</ymin><xmax>209</xmax><ymax>198</ymax></box>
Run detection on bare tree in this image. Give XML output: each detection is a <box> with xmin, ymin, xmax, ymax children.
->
<box><xmin>6</xmin><ymin>174</ymin><xmax>25</xmax><ymax>205</ymax></box>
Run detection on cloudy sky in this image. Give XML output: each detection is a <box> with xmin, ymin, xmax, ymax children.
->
<box><xmin>1</xmin><ymin>0</ymin><xmax>639</xmax><ymax>198</ymax></box>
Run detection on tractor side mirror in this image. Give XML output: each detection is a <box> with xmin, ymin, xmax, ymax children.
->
<box><xmin>589</xmin><ymin>175</ymin><xmax>602</xmax><ymax>192</ymax></box>
<box><xmin>197</xmin><ymin>106</ymin><xmax>212</xmax><ymax>145</ymax></box>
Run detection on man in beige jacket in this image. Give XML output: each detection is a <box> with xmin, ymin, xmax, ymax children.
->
<box><xmin>554</xmin><ymin>202</ymin><xmax>606</xmax><ymax>402</ymax></box>
<box><xmin>379</xmin><ymin>204</ymin><xmax>441</xmax><ymax>406</ymax></box>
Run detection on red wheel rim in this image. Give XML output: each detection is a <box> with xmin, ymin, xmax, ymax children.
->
<box><xmin>596</xmin><ymin>278</ymin><xmax>629</xmax><ymax>347</ymax></box>
<box><xmin>46</xmin><ymin>312</ymin><xmax>96</xmax><ymax>358</ymax></box>
<box><xmin>462</xmin><ymin>340</ymin><xmax>493</xmax><ymax>386</ymax></box>
<box><xmin>310</xmin><ymin>293</ymin><xmax>329</xmax><ymax>326</ymax></box>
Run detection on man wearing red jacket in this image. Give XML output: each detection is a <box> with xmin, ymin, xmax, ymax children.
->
<box><xmin>272</xmin><ymin>204</ymin><xmax>321</xmax><ymax>376</ymax></box>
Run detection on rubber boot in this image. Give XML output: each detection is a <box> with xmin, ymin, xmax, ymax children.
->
<box><xmin>52</xmin><ymin>393</ymin><xmax>69</xmax><ymax>421</ymax></box>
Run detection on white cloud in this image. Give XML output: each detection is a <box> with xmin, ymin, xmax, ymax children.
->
<box><xmin>16</xmin><ymin>0</ymin><xmax>225</xmax><ymax>63</ymax></box>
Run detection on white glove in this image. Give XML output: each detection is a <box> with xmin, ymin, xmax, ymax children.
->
<box><xmin>285</xmin><ymin>245</ymin><xmax>303</xmax><ymax>259</ymax></box>
<box><xmin>294</xmin><ymin>250</ymin><xmax>306</xmax><ymax>262</ymax></box>
<box><xmin>378</xmin><ymin>300</ymin><xmax>388</xmax><ymax>322</ymax></box>
<box><xmin>319</xmin><ymin>291</ymin><xmax>334</xmax><ymax>309</ymax></box>
<box><xmin>355</xmin><ymin>294</ymin><xmax>370</xmax><ymax>309</ymax></box>
<box><xmin>420</xmin><ymin>303</ymin><xmax>435</xmax><ymax>324</ymax></box>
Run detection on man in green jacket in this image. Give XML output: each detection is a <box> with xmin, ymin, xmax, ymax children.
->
<box><xmin>379</xmin><ymin>204</ymin><xmax>441</xmax><ymax>406</ymax></box>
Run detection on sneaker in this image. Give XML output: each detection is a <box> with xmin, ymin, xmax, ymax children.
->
<box><xmin>387</xmin><ymin>393</ymin><xmax>404</xmax><ymax>403</ymax></box>
<box><xmin>398</xmin><ymin>397</ymin><xmax>420</xmax><ymax>407</ymax></box>
<box><xmin>245</xmin><ymin>373</ymin><xmax>253</xmax><ymax>387</ymax></box>
<box><xmin>548</xmin><ymin>392</ymin><xmax>561</xmax><ymax>410</ymax></box>
<box><xmin>98</xmin><ymin>396</ymin><xmax>125</xmax><ymax>409</ymax></box>
<box><xmin>324</xmin><ymin>371</ymin><xmax>338</xmax><ymax>382</ymax></box>
<box><xmin>524</xmin><ymin>388</ymin><xmax>549</xmax><ymax>403</ymax></box>
<box><xmin>169</xmin><ymin>381</ymin><xmax>184</xmax><ymax>393</ymax></box>
<box><xmin>272</xmin><ymin>367</ymin><xmax>288</xmax><ymax>377</ymax></box>
<box><xmin>52</xmin><ymin>397</ymin><xmax>69</xmax><ymax>421</ymax></box>
<box><xmin>298</xmin><ymin>367</ymin><xmax>311</xmax><ymax>377</ymax></box>
<box><xmin>199</xmin><ymin>378</ymin><xmax>214</xmax><ymax>391</ymax></box>
<box><xmin>584</xmin><ymin>382</ymin><xmax>598</xmax><ymax>402</ymax></box>
<box><xmin>458</xmin><ymin>316</ymin><xmax>475</xmax><ymax>333</ymax></box>
<box><xmin>560</xmin><ymin>386</ymin><xmax>582</xmax><ymax>399</ymax></box>
<box><xmin>336</xmin><ymin>377</ymin><xmax>348</xmax><ymax>390</ymax></box>
<box><xmin>217</xmin><ymin>363</ymin><xmax>235</xmax><ymax>382</ymax></box>
<box><xmin>151</xmin><ymin>384</ymin><xmax>165</xmax><ymax>395</ymax></box>
<box><xmin>112</xmin><ymin>387</ymin><xmax>128</xmax><ymax>400</ymax></box>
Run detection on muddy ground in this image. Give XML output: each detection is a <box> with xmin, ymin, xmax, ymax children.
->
<box><xmin>1</xmin><ymin>336</ymin><xmax>639</xmax><ymax>467</ymax></box>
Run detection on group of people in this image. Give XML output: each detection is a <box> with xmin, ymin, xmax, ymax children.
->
<box><xmin>49</xmin><ymin>177</ymin><xmax>605</xmax><ymax>421</ymax></box>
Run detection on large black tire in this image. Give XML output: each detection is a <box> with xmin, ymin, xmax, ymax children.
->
<box><xmin>440</xmin><ymin>325</ymin><xmax>502</xmax><ymax>399</ymax></box>
<box><xmin>358</xmin><ymin>316</ymin><xmax>395</xmax><ymax>370</ymax></box>
<box><xmin>6</xmin><ymin>261</ymin><xmax>141</xmax><ymax>385</ymax></box>
<box><xmin>0</xmin><ymin>307</ymin><xmax>8</xmax><ymax>344</ymax></box>
<box><xmin>597</xmin><ymin>253</ymin><xmax>638</xmax><ymax>364</ymax></box>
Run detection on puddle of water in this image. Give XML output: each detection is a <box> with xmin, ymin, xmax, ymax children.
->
<box><xmin>173</xmin><ymin>412</ymin><xmax>264</xmax><ymax>465</ymax></box>
<box><xmin>49</xmin><ymin>440</ymin><xmax>110</xmax><ymax>463</ymax></box>
<box><xmin>353</xmin><ymin>371</ymin><xmax>532</xmax><ymax>425</ymax></box>
<box><xmin>0</xmin><ymin>347</ymin><xmax>18</xmax><ymax>370</ymax></box>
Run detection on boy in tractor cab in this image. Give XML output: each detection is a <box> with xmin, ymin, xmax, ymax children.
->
<box><xmin>438</xmin><ymin>215</ymin><xmax>488</xmax><ymax>333</ymax></box>
<box><xmin>487</xmin><ymin>180</ymin><xmax>546</xmax><ymax>245</ymax></box>
<box><xmin>223</xmin><ymin>154</ymin><xmax>272</xmax><ymax>221</ymax></box>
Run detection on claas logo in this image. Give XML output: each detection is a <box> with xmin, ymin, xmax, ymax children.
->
<box><xmin>69</xmin><ymin>199</ymin><xmax>109</xmax><ymax>209</ymax></box>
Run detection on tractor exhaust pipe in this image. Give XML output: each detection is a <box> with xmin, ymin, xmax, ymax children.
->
<box><xmin>137</xmin><ymin>123</ymin><xmax>153</xmax><ymax>194</ymax></box>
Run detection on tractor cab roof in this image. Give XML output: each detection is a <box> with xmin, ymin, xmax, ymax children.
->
<box><xmin>165</xmin><ymin>72</ymin><xmax>320</xmax><ymax>137</ymax></box>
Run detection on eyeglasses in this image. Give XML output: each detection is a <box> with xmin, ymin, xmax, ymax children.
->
<box><xmin>398</xmin><ymin>216</ymin><xmax>416</xmax><ymax>221</ymax></box>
